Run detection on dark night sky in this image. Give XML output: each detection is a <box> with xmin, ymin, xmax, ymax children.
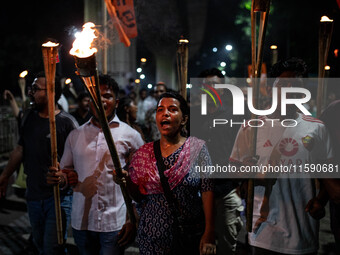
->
<box><xmin>1</xmin><ymin>0</ymin><xmax>340</xmax><ymax>99</ymax></box>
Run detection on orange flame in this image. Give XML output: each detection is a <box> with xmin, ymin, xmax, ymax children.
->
<box><xmin>70</xmin><ymin>22</ymin><xmax>98</xmax><ymax>58</ymax></box>
<box><xmin>320</xmin><ymin>16</ymin><xmax>333</xmax><ymax>22</ymax></box>
<box><xmin>42</xmin><ymin>41</ymin><xmax>59</xmax><ymax>47</ymax></box>
<box><xmin>19</xmin><ymin>70</ymin><xmax>28</xmax><ymax>78</ymax></box>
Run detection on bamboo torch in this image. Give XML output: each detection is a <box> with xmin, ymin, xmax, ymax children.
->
<box><xmin>247</xmin><ymin>0</ymin><xmax>271</xmax><ymax>232</ymax></box>
<box><xmin>69</xmin><ymin>22</ymin><xmax>136</xmax><ymax>226</ymax></box>
<box><xmin>41</xmin><ymin>41</ymin><xmax>63</xmax><ymax>244</ymax></box>
<box><xmin>18</xmin><ymin>70</ymin><xmax>28</xmax><ymax>108</ymax></box>
<box><xmin>317</xmin><ymin>16</ymin><xmax>334</xmax><ymax>118</ymax></box>
<box><xmin>176</xmin><ymin>37</ymin><xmax>189</xmax><ymax>100</ymax></box>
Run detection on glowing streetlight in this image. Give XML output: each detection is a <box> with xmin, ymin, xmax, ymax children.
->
<box><xmin>137</xmin><ymin>67</ymin><xmax>142</xmax><ymax>73</ymax></box>
<box><xmin>135</xmin><ymin>79</ymin><xmax>140</xmax><ymax>84</ymax></box>
<box><xmin>225</xmin><ymin>44</ymin><xmax>233</xmax><ymax>51</ymax></box>
<box><xmin>324</xmin><ymin>65</ymin><xmax>330</xmax><ymax>70</ymax></box>
<box><xmin>212</xmin><ymin>47</ymin><xmax>218</xmax><ymax>52</ymax></box>
<box><xmin>270</xmin><ymin>45</ymin><xmax>277</xmax><ymax>50</ymax></box>
<box><xmin>220</xmin><ymin>62</ymin><xmax>226</xmax><ymax>67</ymax></box>
<box><xmin>147</xmin><ymin>83</ymin><xmax>152</xmax><ymax>89</ymax></box>
<box><xmin>140</xmin><ymin>74</ymin><xmax>145</xmax><ymax>79</ymax></box>
<box><xmin>141</xmin><ymin>58</ymin><xmax>147</xmax><ymax>63</ymax></box>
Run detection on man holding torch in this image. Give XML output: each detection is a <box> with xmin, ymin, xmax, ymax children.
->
<box><xmin>0</xmin><ymin>72</ymin><xmax>78</xmax><ymax>254</ymax></box>
<box><xmin>48</xmin><ymin>74</ymin><xmax>144</xmax><ymax>255</ymax></box>
<box><xmin>229</xmin><ymin>58</ymin><xmax>332</xmax><ymax>255</ymax></box>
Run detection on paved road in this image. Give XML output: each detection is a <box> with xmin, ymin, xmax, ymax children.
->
<box><xmin>0</xmin><ymin>192</ymin><xmax>338</xmax><ymax>255</ymax></box>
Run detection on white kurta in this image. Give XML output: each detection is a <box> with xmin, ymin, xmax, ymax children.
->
<box><xmin>61</xmin><ymin>116</ymin><xmax>144</xmax><ymax>232</ymax></box>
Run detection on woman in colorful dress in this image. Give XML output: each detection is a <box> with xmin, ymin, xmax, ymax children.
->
<box><xmin>127</xmin><ymin>91</ymin><xmax>215</xmax><ymax>255</ymax></box>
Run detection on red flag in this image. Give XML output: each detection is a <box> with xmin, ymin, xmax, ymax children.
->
<box><xmin>104</xmin><ymin>0</ymin><xmax>138</xmax><ymax>47</ymax></box>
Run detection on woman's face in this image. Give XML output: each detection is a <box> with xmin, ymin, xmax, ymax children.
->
<box><xmin>156</xmin><ymin>97</ymin><xmax>187</xmax><ymax>137</ymax></box>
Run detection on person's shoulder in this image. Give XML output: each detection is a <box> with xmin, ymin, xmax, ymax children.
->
<box><xmin>118</xmin><ymin>120</ymin><xmax>137</xmax><ymax>133</ymax></box>
<box><xmin>136</xmin><ymin>141</ymin><xmax>154</xmax><ymax>152</ymax></box>
<box><xmin>187</xmin><ymin>136</ymin><xmax>207</xmax><ymax>149</ymax></box>
<box><xmin>57</xmin><ymin>110</ymin><xmax>79</xmax><ymax>128</ymax></box>
<box><xmin>300</xmin><ymin>115</ymin><xmax>324</xmax><ymax>125</ymax></box>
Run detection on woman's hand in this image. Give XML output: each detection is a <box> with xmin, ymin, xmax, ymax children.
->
<box><xmin>199</xmin><ymin>230</ymin><xmax>216</xmax><ymax>255</ymax></box>
<box><xmin>118</xmin><ymin>220</ymin><xmax>136</xmax><ymax>247</ymax></box>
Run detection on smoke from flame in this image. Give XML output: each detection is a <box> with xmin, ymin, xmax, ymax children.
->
<box><xmin>70</xmin><ymin>22</ymin><xmax>98</xmax><ymax>58</ymax></box>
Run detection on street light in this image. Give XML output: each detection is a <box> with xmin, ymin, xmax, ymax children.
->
<box><xmin>140</xmin><ymin>74</ymin><xmax>145</xmax><ymax>79</ymax></box>
<box><xmin>137</xmin><ymin>67</ymin><xmax>142</xmax><ymax>73</ymax></box>
<box><xmin>225</xmin><ymin>44</ymin><xmax>233</xmax><ymax>51</ymax></box>
<box><xmin>220</xmin><ymin>62</ymin><xmax>226</xmax><ymax>67</ymax></box>
<box><xmin>212</xmin><ymin>47</ymin><xmax>218</xmax><ymax>52</ymax></box>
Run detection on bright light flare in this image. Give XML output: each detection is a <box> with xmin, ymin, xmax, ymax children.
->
<box><xmin>42</xmin><ymin>41</ymin><xmax>59</xmax><ymax>47</ymax></box>
<box><xmin>147</xmin><ymin>84</ymin><xmax>152</xmax><ymax>89</ymax></box>
<box><xmin>325</xmin><ymin>65</ymin><xmax>331</xmax><ymax>70</ymax></box>
<box><xmin>320</xmin><ymin>16</ymin><xmax>333</xmax><ymax>22</ymax></box>
<box><xmin>65</xmin><ymin>78</ymin><xmax>72</xmax><ymax>85</ymax></box>
<box><xmin>270</xmin><ymin>45</ymin><xmax>278</xmax><ymax>50</ymax></box>
<box><xmin>225</xmin><ymin>44</ymin><xmax>233</xmax><ymax>51</ymax></box>
<box><xmin>135</xmin><ymin>79</ymin><xmax>140</xmax><ymax>84</ymax></box>
<box><xmin>179</xmin><ymin>39</ymin><xmax>189</xmax><ymax>43</ymax></box>
<box><xmin>70</xmin><ymin>22</ymin><xmax>98</xmax><ymax>58</ymax></box>
<box><xmin>141</xmin><ymin>58</ymin><xmax>147</xmax><ymax>63</ymax></box>
<box><xmin>19</xmin><ymin>70</ymin><xmax>28</xmax><ymax>78</ymax></box>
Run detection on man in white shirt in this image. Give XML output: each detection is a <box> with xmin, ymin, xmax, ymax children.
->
<box><xmin>230</xmin><ymin>58</ymin><xmax>333</xmax><ymax>255</ymax></box>
<box><xmin>49</xmin><ymin>75</ymin><xmax>144</xmax><ymax>255</ymax></box>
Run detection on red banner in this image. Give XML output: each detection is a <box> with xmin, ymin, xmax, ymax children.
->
<box><xmin>105</xmin><ymin>0</ymin><xmax>138</xmax><ymax>47</ymax></box>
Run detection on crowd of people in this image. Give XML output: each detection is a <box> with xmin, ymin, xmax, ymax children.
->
<box><xmin>0</xmin><ymin>57</ymin><xmax>339</xmax><ymax>255</ymax></box>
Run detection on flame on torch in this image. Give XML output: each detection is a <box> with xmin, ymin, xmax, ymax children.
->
<box><xmin>42</xmin><ymin>41</ymin><xmax>59</xmax><ymax>48</ymax></box>
<box><xmin>19</xmin><ymin>70</ymin><xmax>28</xmax><ymax>78</ymax></box>
<box><xmin>320</xmin><ymin>16</ymin><xmax>333</xmax><ymax>22</ymax></box>
<box><xmin>70</xmin><ymin>22</ymin><xmax>97</xmax><ymax>58</ymax></box>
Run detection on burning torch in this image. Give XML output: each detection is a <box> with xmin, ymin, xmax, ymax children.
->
<box><xmin>69</xmin><ymin>22</ymin><xmax>136</xmax><ymax>226</ymax></box>
<box><xmin>176</xmin><ymin>37</ymin><xmax>189</xmax><ymax>100</ymax></box>
<box><xmin>248</xmin><ymin>0</ymin><xmax>271</xmax><ymax>232</ymax></box>
<box><xmin>18</xmin><ymin>70</ymin><xmax>28</xmax><ymax>108</ymax></box>
<box><xmin>317</xmin><ymin>16</ymin><xmax>334</xmax><ymax>118</ymax></box>
<box><xmin>41</xmin><ymin>41</ymin><xmax>63</xmax><ymax>245</ymax></box>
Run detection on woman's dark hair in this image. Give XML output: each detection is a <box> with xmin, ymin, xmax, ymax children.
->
<box><xmin>158</xmin><ymin>91</ymin><xmax>189</xmax><ymax>136</ymax></box>
<box><xmin>116</xmin><ymin>96</ymin><xmax>133</xmax><ymax>123</ymax></box>
<box><xmin>158</xmin><ymin>91</ymin><xmax>189</xmax><ymax>117</ymax></box>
